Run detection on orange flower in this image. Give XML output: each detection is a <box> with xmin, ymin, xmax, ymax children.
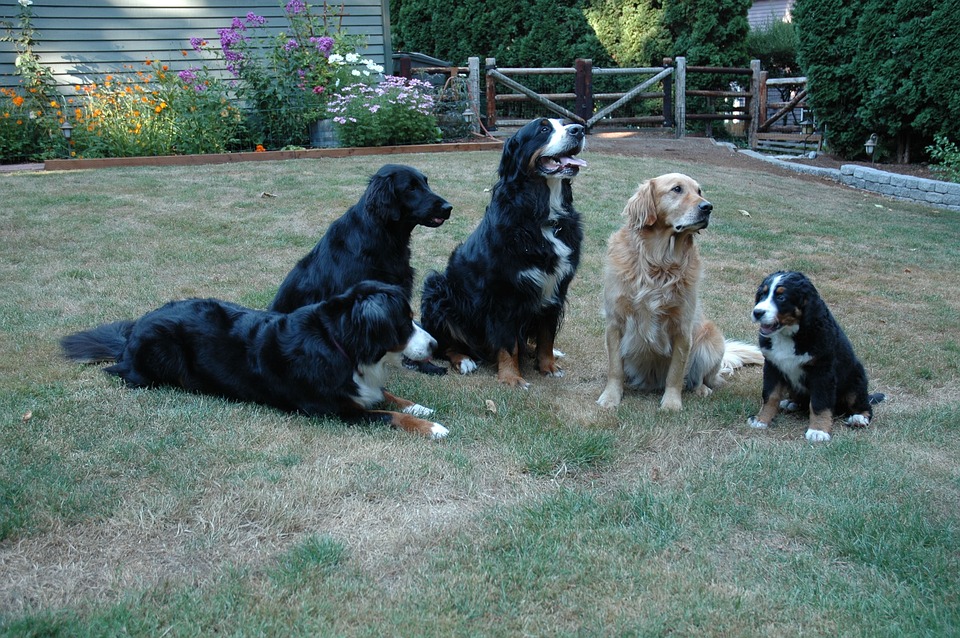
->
<box><xmin>162</xmin><ymin>65</ymin><xmax>168</xmax><ymax>71</ymax></box>
<box><xmin>255</xmin><ymin>144</ymin><xmax>266</xmax><ymax>152</ymax></box>
<box><xmin>181</xmin><ymin>50</ymin><xmax>188</xmax><ymax>57</ymax></box>
<box><xmin>12</xmin><ymin>95</ymin><xmax>24</xmax><ymax>107</ymax></box>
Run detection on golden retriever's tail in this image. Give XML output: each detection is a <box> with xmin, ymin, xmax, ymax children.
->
<box><xmin>719</xmin><ymin>339</ymin><xmax>764</xmax><ymax>376</ymax></box>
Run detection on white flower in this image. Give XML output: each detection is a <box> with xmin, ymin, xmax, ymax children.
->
<box><xmin>351</xmin><ymin>69</ymin><xmax>361</xmax><ymax>76</ymax></box>
<box><xmin>345</xmin><ymin>52</ymin><xmax>360</xmax><ymax>63</ymax></box>
<box><xmin>328</xmin><ymin>53</ymin><xmax>344</xmax><ymax>65</ymax></box>
<box><xmin>19</xmin><ymin>0</ymin><xmax>33</xmax><ymax>6</ymax></box>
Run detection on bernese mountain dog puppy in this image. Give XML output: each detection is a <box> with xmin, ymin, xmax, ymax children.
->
<box><xmin>61</xmin><ymin>281</ymin><xmax>449</xmax><ymax>439</ymax></box>
<box><xmin>420</xmin><ymin>117</ymin><xmax>586</xmax><ymax>388</ymax></box>
<box><xmin>748</xmin><ymin>271</ymin><xmax>884</xmax><ymax>442</ymax></box>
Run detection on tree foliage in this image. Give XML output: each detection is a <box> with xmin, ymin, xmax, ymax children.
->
<box><xmin>794</xmin><ymin>0</ymin><xmax>960</xmax><ymax>161</ymax></box>
<box><xmin>390</xmin><ymin>0</ymin><xmax>614</xmax><ymax>68</ymax></box>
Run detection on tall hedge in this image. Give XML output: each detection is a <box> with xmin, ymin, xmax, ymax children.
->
<box><xmin>794</xmin><ymin>0</ymin><xmax>959</xmax><ymax>161</ymax></box>
<box><xmin>583</xmin><ymin>0</ymin><xmax>669</xmax><ymax>67</ymax></box>
<box><xmin>390</xmin><ymin>0</ymin><xmax>614</xmax><ymax>68</ymax></box>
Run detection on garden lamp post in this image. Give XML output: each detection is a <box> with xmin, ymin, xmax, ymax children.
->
<box><xmin>462</xmin><ymin>108</ymin><xmax>476</xmax><ymax>134</ymax></box>
<box><xmin>864</xmin><ymin>133</ymin><xmax>878</xmax><ymax>163</ymax></box>
<box><xmin>60</xmin><ymin>120</ymin><xmax>73</xmax><ymax>158</ymax></box>
<box><xmin>800</xmin><ymin>118</ymin><xmax>814</xmax><ymax>153</ymax></box>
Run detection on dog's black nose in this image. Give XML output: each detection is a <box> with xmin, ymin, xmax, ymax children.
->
<box><xmin>567</xmin><ymin>124</ymin><xmax>585</xmax><ymax>139</ymax></box>
<box><xmin>699</xmin><ymin>201</ymin><xmax>713</xmax><ymax>215</ymax></box>
<box><xmin>752</xmin><ymin>308</ymin><xmax>764</xmax><ymax>320</ymax></box>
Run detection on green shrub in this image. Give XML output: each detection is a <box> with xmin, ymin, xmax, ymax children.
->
<box><xmin>927</xmin><ymin>134</ymin><xmax>960</xmax><ymax>183</ymax></box>
<box><xmin>328</xmin><ymin>77</ymin><xmax>439</xmax><ymax>147</ymax></box>
<box><xmin>746</xmin><ymin>18</ymin><xmax>800</xmax><ymax>77</ymax></box>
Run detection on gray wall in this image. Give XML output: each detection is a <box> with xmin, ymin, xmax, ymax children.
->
<box><xmin>1</xmin><ymin>0</ymin><xmax>392</xmax><ymax>93</ymax></box>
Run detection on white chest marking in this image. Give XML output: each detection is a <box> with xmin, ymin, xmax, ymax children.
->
<box><xmin>352</xmin><ymin>353</ymin><xmax>397</xmax><ymax>408</ymax></box>
<box><xmin>519</xmin><ymin>223</ymin><xmax>573</xmax><ymax>307</ymax></box>
<box><xmin>762</xmin><ymin>327</ymin><xmax>811</xmax><ymax>392</ymax></box>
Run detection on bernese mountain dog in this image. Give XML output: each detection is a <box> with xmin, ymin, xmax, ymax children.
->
<box><xmin>61</xmin><ymin>281</ymin><xmax>449</xmax><ymax>439</ymax></box>
<box><xmin>270</xmin><ymin>164</ymin><xmax>452</xmax><ymax>375</ymax></box>
<box><xmin>420</xmin><ymin>117</ymin><xmax>586</xmax><ymax>388</ymax></box>
<box><xmin>747</xmin><ymin>270</ymin><xmax>884</xmax><ymax>442</ymax></box>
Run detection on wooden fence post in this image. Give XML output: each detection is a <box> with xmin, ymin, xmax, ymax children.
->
<box><xmin>468</xmin><ymin>57</ymin><xmax>481</xmax><ymax>134</ymax></box>
<box><xmin>662</xmin><ymin>57</ymin><xmax>674</xmax><ymax>128</ymax></box>
<box><xmin>575</xmin><ymin>58</ymin><xmax>593</xmax><ymax>125</ymax></box>
<box><xmin>674</xmin><ymin>57</ymin><xmax>686</xmax><ymax>138</ymax></box>
<box><xmin>749</xmin><ymin>59</ymin><xmax>762</xmax><ymax>149</ymax></box>
<box><xmin>485</xmin><ymin>57</ymin><xmax>498</xmax><ymax>131</ymax></box>
<box><xmin>398</xmin><ymin>55</ymin><xmax>411</xmax><ymax>79</ymax></box>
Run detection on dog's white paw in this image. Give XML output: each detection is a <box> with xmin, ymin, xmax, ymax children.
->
<box><xmin>403</xmin><ymin>403</ymin><xmax>434</xmax><ymax>418</ymax></box>
<box><xmin>659</xmin><ymin>396</ymin><xmax>682</xmax><ymax>411</ymax></box>
<box><xmin>779</xmin><ymin>400</ymin><xmax>800</xmax><ymax>412</ymax></box>
<box><xmin>429</xmin><ymin>423</ymin><xmax>449</xmax><ymax>440</ymax></box>
<box><xmin>456</xmin><ymin>358</ymin><xmax>478</xmax><ymax>375</ymax></box>
<box><xmin>805</xmin><ymin>428</ymin><xmax>831</xmax><ymax>442</ymax></box>
<box><xmin>846</xmin><ymin>414</ymin><xmax>870</xmax><ymax>427</ymax></box>
<box><xmin>597</xmin><ymin>389</ymin><xmax>621</xmax><ymax>409</ymax></box>
<box><xmin>747</xmin><ymin>416</ymin><xmax>768</xmax><ymax>429</ymax></box>
<box><xmin>544</xmin><ymin>368</ymin><xmax>565</xmax><ymax>378</ymax></box>
<box><xmin>553</xmin><ymin>348</ymin><xmax>566</xmax><ymax>359</ymax></box>
<box><xmin>694</xmin><ymin>384</ymin><xmax>713</xmax><ymax>398</ymax></box>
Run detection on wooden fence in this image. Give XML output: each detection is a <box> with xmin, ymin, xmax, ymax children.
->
<box><xmin>397</xmin><ymin>55</ymin><xmax>814</xmax><ymax>151</ymax></box>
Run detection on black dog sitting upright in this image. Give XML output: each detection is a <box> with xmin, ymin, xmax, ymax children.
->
<box><xmin>748</xmin><ymin>270</ymin><xmax>884</xmax><ymax>442</ymax></box>
<box><xmin>270</xmin><ymin>164</ymin><xmax>451</xmax><ymax>312</ymax></box>
<box><xmin>269</xmin><ymin>164</ymin><xmax>452</xmax><ymax>375</ymax></box>
<box><xmin>61</xmin><ymin>281</ymin><xmax>449</xmax><ymax>439</ymax></box>
<box><xmin>420</xmin><ymin>117</ymin><xmax>586</xmax><ymax>388</ymax></box>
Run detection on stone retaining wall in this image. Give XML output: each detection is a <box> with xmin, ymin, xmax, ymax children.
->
<box><xmin>738</xmin><ymin>149</ymin><xmax>960</xmax><ymax>212</ymax></box>
<box><xmin>839</xmin><ymin>165</ymin><xmax>960</xmax><ymax>211</ymax></box>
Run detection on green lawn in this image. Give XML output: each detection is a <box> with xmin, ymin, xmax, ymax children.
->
<box><xmin>1</xmin><ymin>150</ymin><xmax>958</xmax><ymax>636</ymax></box>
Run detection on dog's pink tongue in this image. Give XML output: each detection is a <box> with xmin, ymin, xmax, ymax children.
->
<box><xmin>560</xmin><ymin>156</ymin><xmax>587</xmax><ymax>167</ymax></box>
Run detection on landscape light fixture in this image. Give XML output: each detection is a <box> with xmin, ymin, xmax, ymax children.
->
<box><xmin>60</xmin><ymin>119</ymin><xmax>74</xmax><ymax>159</ymax></box>
<box><xmin>864</xmin><ymin>133</ymin><xmax>878</xmax><ymax>163</ymax></box>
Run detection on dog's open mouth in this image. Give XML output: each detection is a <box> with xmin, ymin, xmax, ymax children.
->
<box><xmin>425</xmin><ymin>216</ymin><xmax>447</xmax><ymax>227</ymax></box>
<box><xmin>758</xmin><ymin>321</ymin><xmax>781</xmax><ymax>336</ymax></box>
<box><xmin>539</xmin><ymin>154</ymin><xmax>587</xmax><ymax>175</ymax></box>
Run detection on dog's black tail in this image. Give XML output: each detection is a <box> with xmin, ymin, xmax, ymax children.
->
<box><xmin>868</xmin><ymin>392</ymin><xmax>886</xmax><ymax>405</ymax></box>
<box><xmin>60</xmin><ymin>320</ymin><xmax>134</xmax><ymax>364</ymax></box>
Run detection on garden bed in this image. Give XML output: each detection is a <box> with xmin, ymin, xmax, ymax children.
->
<box><xmin>43</xmin><ymin>138</ymin><xmax>502</xmax><ymax>172</ymax></box>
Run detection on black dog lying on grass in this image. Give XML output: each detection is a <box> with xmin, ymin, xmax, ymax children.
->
<box><xmin>61</xmin><ymin>281</ymin><xmax>449</xmax><ymax>439</ymax></box>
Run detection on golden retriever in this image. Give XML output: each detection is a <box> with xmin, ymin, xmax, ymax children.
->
<box><xmin>597</xmin><ymin>173</ymin><xmax>762</xmax><ymax>410</ymax></box>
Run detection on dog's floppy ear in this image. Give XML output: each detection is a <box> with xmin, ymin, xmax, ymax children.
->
<box><xmin>624</xmin><ymin>179</ymin><xmax>659</xmax><ymax>228</ymax></box>
<box><xmin>498</xmin><ymin>134</ymin><xmax>524</xmax><ymax>183</ymax></box>
<box><xmin>364</xmin><ymin>169</ymin><xmax>402</xmax><ymax>222</ymax></box>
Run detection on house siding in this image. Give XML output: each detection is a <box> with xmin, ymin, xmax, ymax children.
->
<box><xmin>748</xmin><ymin>0</ymin><xmax>794</xmax><ymax>28</ymax></box>
<box><xmin>1</xmin><ymin>1</ymin><xmax>391</xmax><ymax>93</ymax></box>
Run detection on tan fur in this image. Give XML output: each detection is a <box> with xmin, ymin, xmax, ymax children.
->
<box><xmin>597</xmin><ymin>173</ymin><xmax>762</xmax><ymax>411</ymax></box>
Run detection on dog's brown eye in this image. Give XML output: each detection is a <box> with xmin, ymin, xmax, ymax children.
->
<box><xmin>672</xmin><ymin>185</ymin><xmax>682</xmax><ymax>193</ymax></box>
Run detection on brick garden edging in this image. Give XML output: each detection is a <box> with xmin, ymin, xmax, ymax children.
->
<box><xmin>739</xmin><ymin>149</ymin><xmax>960</xmax><ymax>212</ymax></box>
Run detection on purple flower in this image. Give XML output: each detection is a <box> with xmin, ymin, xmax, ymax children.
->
<box><xmin>310</xmin><ymin>36</ymin><xmax>335</xmax><ymax>55</ymax></box>
<box><xmin>178</xmin><ymin>68</ymin><xmax>198</xmax><ymax>83</ymax></box>
<box><xmin>231</xmin><ymin>17</ymin><xmax>245</xmax><ymax>30</ymax></box>
<box><xmin>189</xmin><ymin>37</ymin><xmax>205</xmax><ymax>52</ymax></box>
<box><xmin>246</xmin><ymin>12</ymin><xmax>265</xmax><ymax>26</ymax></box>
<box><xmin>285</xmin><ymin>0</ymin><xmax>306</xmax><ymax>15</ymax></box>
<box><xmin>283</xmin><ymin>39</ymin><xmax>299</xmax><ymax>51</ymax></box>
